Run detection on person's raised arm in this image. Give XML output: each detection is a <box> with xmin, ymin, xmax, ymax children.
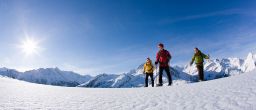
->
<box><xmin>155</xmin><ymin>52</ymin><xmax>159</xmax><ymax>65</ymax></box>
<box><xmin>143</xmin><ymin>64</ymin><xmax>146</xmax><ymax>74</ymax></box>
<box><xmin>202</xmin><ymin>53</ymin><xmax>210</xmax><ymax>59</ymax></box>
<box><xmin>190</xmin><ymin>55</ymin><xmax>195</xmax><ymax>66</ymax></box>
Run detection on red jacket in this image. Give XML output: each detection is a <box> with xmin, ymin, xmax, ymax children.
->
<box><xmin>156</xmin><ymin>49</ymin><xmax>171</xmax><ymax>67</ymax></box>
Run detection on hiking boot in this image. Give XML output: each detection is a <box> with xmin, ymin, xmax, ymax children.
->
<box><xmin>199</xmin><ymin>79</ymin><xmax>205</xmax><ymax>82</ymax></box>
<box><xmin>156</xmin><ymin>84</ymin><xmax>163</xmax><ymax>87</ymax></box>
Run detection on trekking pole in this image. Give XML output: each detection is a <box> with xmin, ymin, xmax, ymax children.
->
<box><xmin>206</xmin><ymin>54</ymin><xmax>211</xmax><ymax>62</ymax></box>
<box><xmin>154</xmin><ymin>64</ymin><xmax>159</xmax><ymax>85</ymax></box>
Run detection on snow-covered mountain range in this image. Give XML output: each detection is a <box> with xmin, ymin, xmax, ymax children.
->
<box><xmin>0</xmin><ymin>67</ymin><xmax>91</xmax><ymax>87</ymax></box>
<box><xmin>0</xmin><ymin>52</ymin><xmax>255</xmax><ymax>88</ymax></box>
<box><xmin>80</xmin><ymin>52</ymin><xmax>256</xmax><ymax>88</ymax></box>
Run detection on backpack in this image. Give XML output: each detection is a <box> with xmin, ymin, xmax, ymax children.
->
<box><xmin>158</xmin><ymin>50</ymin><xmax>171</xmax><ymax>64</ymax></box>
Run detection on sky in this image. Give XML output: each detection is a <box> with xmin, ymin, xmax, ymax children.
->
<box><xmin>0</xmin><ymin>0</ymin><xmax>256</xmax><ymax>75</ymax></box>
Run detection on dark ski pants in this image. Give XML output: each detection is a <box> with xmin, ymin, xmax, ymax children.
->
<box><xmin>145</xmin><ymin>73</ymin><xmax>154</xmax><ymax>87</ymax></box>
<box><xmin>196</xmin><ymin>65</ymin><xmax>204</xmax><ymax>81</ymax></box>
<box><xmin>159</xmin><ymin>67</ymin><xmax>172</xmax><ymax>85</ymax></box>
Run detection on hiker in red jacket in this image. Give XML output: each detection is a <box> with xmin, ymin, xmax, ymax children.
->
<box><xmin>155</xmin><ymin>43</ymin><xmax>172</xmax><ymax>86</ymax></box>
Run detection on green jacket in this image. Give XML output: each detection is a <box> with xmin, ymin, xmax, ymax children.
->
<box><xmin>191</xmin><ymin>51</ymin><xmax>209</xmax><ymax>65</ymax></box>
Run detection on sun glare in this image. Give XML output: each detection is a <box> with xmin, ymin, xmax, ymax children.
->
<box><xmin>20</xmin><ymin>38</ymin><xmax>40</xmax><ymax>55</ymax></box>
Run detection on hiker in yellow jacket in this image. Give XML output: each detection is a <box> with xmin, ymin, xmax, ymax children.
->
<box><xmin>143</xmin><ymin>58</ymin><xmax>155</xmax><ymax>87</ymax></box>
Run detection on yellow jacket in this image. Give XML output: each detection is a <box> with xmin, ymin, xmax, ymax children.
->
<box><xmin>143</xmin><ymin>62</ymin><xmax>154</xmax><ymax>74</ymax></box>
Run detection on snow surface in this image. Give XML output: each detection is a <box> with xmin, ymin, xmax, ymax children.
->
<box><xmin>1</xmin><ymin>69</ymin><xmax>256</xmax><ymax>110</ymax></box>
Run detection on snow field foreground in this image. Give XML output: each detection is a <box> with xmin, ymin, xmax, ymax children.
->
<box><xmin>0</xmin><ymin>70</ymin><xmax>256</xmax><ymax>110</ymax></box>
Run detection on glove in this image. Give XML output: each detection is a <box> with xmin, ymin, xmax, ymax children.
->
<box><xmin>166</xmin><ymin>60</ymin><xmax>170</xmax><ymax>64</ymax></box>
<box><xmin>190</xmin><ymin>61</ymin><xmax>193</xmax><ymax>66</ymax></box>
<box><xmin>155</xmin><ymin>61</ymin><xmax>158</xmax><ymax>65</ymax></box>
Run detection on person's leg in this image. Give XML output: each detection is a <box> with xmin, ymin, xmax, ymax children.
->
<box><xmin>165</xmin><ymin>67</ymin><xmax>172</xmax><ymax>85</ymax></box>
<box><xmin>197</xmin><ymin>65</ymin><xmax>204</xmax><ymax>81</ymax></box>
<box><xmin>200</xmin><ymin>65</ymin><xmax>204</xmax><ymax>81</ymax></box>
<box><xmin>196</xmin><ymin>65</ymin><xmax>200</xmax><ymax>81</ymax></box>
<box><xmin>145</xmin><ymin>74</ymin><xmax>149</xmax><ymax>87</ymax></box>
<box><xmin>149</xmin><ymin>73</ymin><xmax>154</xmax><ymax>87</ymax></box>
<box><xmin>158</xmin><ymin>67</ymin><xmax>164</xmax><ymax>86</ymax></box>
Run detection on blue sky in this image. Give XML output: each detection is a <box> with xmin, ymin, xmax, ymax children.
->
<box><xmin>0</xmin><ymin>0</ymin><xmax>256</xmax><ymax>75</ymax></box>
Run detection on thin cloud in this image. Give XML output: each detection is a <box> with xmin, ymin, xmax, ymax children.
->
<box><xmin>166</xmin><ymin>21</ymin><xmax>256</xmax><ymax>65</ymax></box>
<box><xmin>159</xmin><ymin>9</ymin><xmax>248</xmax><ymax>25</ymax></box>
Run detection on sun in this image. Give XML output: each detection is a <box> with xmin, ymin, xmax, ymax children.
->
<box><xmin>20</xmin><ymin>38</ymin><xmax>40</xmax><ymax>55</ymax></box>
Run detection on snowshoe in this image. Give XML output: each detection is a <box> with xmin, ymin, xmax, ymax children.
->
<box><xmin>156</xmin><ymin>84</ymin><xmax>163</xmax><ymax>87</ymax></box>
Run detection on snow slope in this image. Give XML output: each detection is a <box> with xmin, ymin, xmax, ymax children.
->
<box><xmin>0</xmin><ymin>69</ymin><xmax>256</xmax><ymax>110</ymax></box>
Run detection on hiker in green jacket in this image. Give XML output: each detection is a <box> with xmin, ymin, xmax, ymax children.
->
<box><xmin>190</xmin><ymin>47</ymin><xmax>210</xmax><ymax>81</ymax></box>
